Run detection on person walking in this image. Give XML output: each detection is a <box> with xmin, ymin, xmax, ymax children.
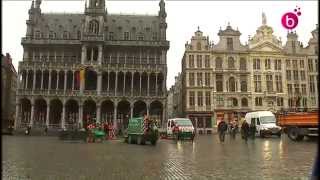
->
<box><xmin>241</xmin><ymin>120</ymin><xmax>250</xmax><ymax>142</ymax></box>
<box><xmin>217</xmin><ymin>119</ymin><xmax>228</xmax><ymax>142</ymax></box>
<box><xmin>230</xmin><ymin>121</ymin><xmax>237</xmax><ymax>139</ymax></box>
<box><xmin>249</xmin><ymin>122</ymin><xmax>256</xmax><ymax>139</ymax></box>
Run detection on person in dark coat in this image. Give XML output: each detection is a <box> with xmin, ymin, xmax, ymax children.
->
<box><xmin>241</xmin><ymin>120</ymin><xmax>250</xmax><ymax>142</ymax></box>
<box><xmin>217</xmin><ymin>120</ymin><xmax>228</xmax><ymax>142</ymax></box>
<box><xmin>249</xmin><ymin>122</ymin><xmax>257</xmax><ymax>139</ymax></box>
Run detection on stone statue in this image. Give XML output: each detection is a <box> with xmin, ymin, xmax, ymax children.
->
<box><xmin>262</xmin><ymin>12</ymin><xmax>267</xmax><ymax>25</ymax></box>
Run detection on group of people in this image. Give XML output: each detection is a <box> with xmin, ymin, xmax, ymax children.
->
<box><xmin>217</xmin><ymin>119</ymin><xmax>256</xmax><ymax>142</ymax></box>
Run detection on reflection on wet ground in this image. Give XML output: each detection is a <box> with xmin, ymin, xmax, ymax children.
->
<box><xmin>2</xmin><ymin>134</ymin><xmax>317</xmax><ymax>180</ymax></box>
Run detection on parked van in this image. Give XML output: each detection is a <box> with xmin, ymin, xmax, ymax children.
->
<box><xmin>245</xmin><ymin>111</ymin><xmax>281</xmax><ymax>138</ymax></box>
<box><xmin>167</xmin><ymin>118</ymin><xmax>195</xmax><ymax>140</ymax></box>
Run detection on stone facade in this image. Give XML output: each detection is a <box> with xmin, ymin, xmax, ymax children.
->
<box><xmin>167</xmin><ymin>73</ymin><xmax>183</xmax><ymax>119</ymax></box>
<box><xmin>1</xmin><ymin>53</ymin><xmax>17</xmax><ymax>131</ymax></box>
<box><xmin>16</xmin><ymin>0</ymin><xmax>169</xmax><ymax>130</ymax></box>
<box><xmin>180</xmin><ymin>16</ymin><xmax>318</xmax><ymax>134</ymax></box>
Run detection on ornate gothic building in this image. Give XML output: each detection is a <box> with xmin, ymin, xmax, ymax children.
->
<box><xmin>16</xmin><ymin>0</ymin><xmax>169</xmax><ymax>130</ymax></box>
<box><xmin>180</xmin><ymin>15</ymin><xmax>318</xmax><ymax>134</ymax></box>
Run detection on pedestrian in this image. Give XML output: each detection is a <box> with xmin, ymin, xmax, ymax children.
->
<box><xmin>249</xmin><ymin>122</ymin><xmax>256</xmax><ymax>139</ymax></box>
<box><xmin>230</xmin><ymin>121</ymin><xmax>237</xmax><ymax>139</ymax></box>
<box><xmin>217</xmin><ymin>119</ymin><xmax>228</xmax><ymax>142</ymax></box>
<box><xmin>44</xmin><ymin>125</ymin><xmax>48</xmax><ymax>135</ymax></box>
<box><xmin>241</xmin><ymin>120</ymin><xmax>249</xmax><ymax>142</ymax></box>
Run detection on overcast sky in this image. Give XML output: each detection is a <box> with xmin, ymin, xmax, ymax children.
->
<box><xmin>2</xmin><ymin>0</ymin><xmax>318</xmax><ymax>88</ymax></box>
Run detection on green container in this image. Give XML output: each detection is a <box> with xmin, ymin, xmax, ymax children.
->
<box><xmin>126</xmin><ymin>117</ymin><xmax>159</xmax><ymax>146</ymax></box>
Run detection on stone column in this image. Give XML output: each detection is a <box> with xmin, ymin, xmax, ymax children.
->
<box><xmin>79</xmin><ymin>104</ymin><xmax>83</xmax><ymax>128</ymax></box>
<box><xmin>48</xmin><ymin>70</ymin><xmax>51</xmax><ymax>92</ymax></box>
<box><xmin>131</xmin><ymin>72</ymin><xmax>134</xmax><ymax>96</ymax></box>
<box><xmin>97</xmin><ymin>72</ymin><xmax>102</xmax><ymax>95</ymax></box>
<box><xmin>72</xmin><ymin>71</ymin><xmax>75</xmax><ymax>90</ymax></box>
<box><xmin>147</xmin><ymin>104</ymin><xmax>150</xmax><ymax>117</ymax></box>
<box><xmin>30</xmin><ymin>102</ymin><xmax>35</xmax><ymax>127</ymax></box>
<box><xmin>130</xmin><ymin>104</ymin><xmax>133</xmax><ymax>118</ymax></box>
<box><xmin>81</xmin><ymin>45</ymin><xmax>86</xmax><ymax>64</ymax></box>
<box><xmin>46</xmin><ymin>104</ymin><xmax>50</xmax><ymax>127</ymax></box>
<box><xmin>147</xmin><ymin>73</ymin><xmax>150</xmax><ymax>96</ymax></box>
<box><xmin>56</xmin><ymin>71</ymin><xmax>59</xmax><ymax>90</ymax></box>
<box><xmin>25</xmin><ymin>71</ymin><xmax>29</xmax><ymax>89</ymax></box>
<box><xmin>32</xmin><ymin>70</ymin><xmax>36</xmax><ymax>91</ymax></box>
<box><xmin>155</xmin><ymin>73</ymin><xmax>158</xmax><ymax>96</ymax></box>
<box><xmin>97</xmin><ymin>105</ymin><xmax>101</xmax><ymax>123</ymax></box>
<box><xmin>115</xmin><ymin>72</ymin><xmax>118</xmax><ymax>96</ymax></box>
<box><xmin>113</xmin><ymin>105</ymin><xmax>117</xmax><ymax>130</ymax></box>
<box><xmin>40</xmin><ymin>70</ymin><xmax>44</xmax><ymax>90</ymax></box>
<box><xmin>62</xmin><ymin>101</ymin><xmax>66</xmax><ymax>128</ymax></box>
<box><xmin>64</xmin><ymin>71</ymin><xmax>67</xmax><ymax>93</ymax></box>
<box><xmin>107</xmin><ymin>72</ymin><xmax>110</xmax><ymax>94</ymax></box>
<box><xmin>139</xmin><ymin>72</ymin><xmax>142</xmax><ymax>96</ymax></box>
<box><xmin>98</xmin><ymin>45</ymin><xmax>102</xmax><ymax>65</ymax></box>
<box><xmin>123</xmin><ymin>72</ymin><xmax>126</xmax><ymax>95</ymax></box>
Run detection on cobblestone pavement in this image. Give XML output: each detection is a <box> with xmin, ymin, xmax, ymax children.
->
<box><xmin>2</xmin><ymin>134</ymin><xmax>317</xmax><ymax>180</ymax></box>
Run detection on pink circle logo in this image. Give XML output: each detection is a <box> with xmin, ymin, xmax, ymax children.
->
<box><xmin>281</xmin><ymin>6</ymin><xmax>302</xmax><ymax>30</ymax></box>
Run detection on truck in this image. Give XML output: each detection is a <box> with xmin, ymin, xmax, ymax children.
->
<box><xmin>125</xmin><ymin>116</ymin><xmax>159</xmax><ymax>145</ymax></box>
<box><xmin>245</xmin><ymin>111</ymin><xmax>282</xmax><ymax>138</ymax></box>
<box><xmin>276</xmin><ymin>110</ymin><xmax>319</xmax><ymax>141</ymax></box>
<box><xmin>166</xmin><ymin>118</ymin><xmax>195</xmax><ymax>140</ymax></box>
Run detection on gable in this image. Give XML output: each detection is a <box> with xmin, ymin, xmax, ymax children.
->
<box><xmin>250</xmin><ymin>42</ymin><xmax>283</xmax><ymax>52</ymax></box>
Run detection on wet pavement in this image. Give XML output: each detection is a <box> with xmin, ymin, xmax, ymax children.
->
<box><xmin>2</xmin><ymin>134</ymin><xmax>317</xmax><ymax>180</ymax></box>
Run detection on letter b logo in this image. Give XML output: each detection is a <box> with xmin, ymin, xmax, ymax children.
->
<box><xmin>281</xmin><ymin>12</ymin><xmax>299</xmax><ymax>30</ymax></box>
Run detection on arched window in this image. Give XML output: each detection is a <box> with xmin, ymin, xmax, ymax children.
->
<box><xmin>229</xmin><ymin>77</ymin><xmax>236</xmax><ymax>92</ymax></box>
<box><xmin>215</xmin><ymin>57</ymin><xmax>222</xmax><ymax>69</ymax></box>
<box><xmin>232</xmin><ymin>98</ymin><xmax>238</xmax><ymax>107</ymax></box>
<box><xmin>49</xmin><ymin>31</ymin><xmax>54</xmax><ymax>39</ymax></box>
<box><xmin>89</xmin><ymin>20</ymin><xmax>99</xmax><ymax>34</ymax></box>
<box><xmin>241</xmin><ymin>98</ymin><xmax>248</xmax><ymax>107</ymax></box>
<box><xmin>228</xmin><ymin>57</ymin><xmax>235</xmax><ymax>69</ymax></box>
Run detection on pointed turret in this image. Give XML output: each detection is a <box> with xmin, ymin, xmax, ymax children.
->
<box><xmin>159</xmin><ymin>0</ymin><xmax>167</xmax><ymax>19</ymax></box>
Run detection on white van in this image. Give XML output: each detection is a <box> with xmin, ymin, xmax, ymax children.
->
<box><xmin>245</xmin><ymin>111</ymin><xmax>281</xmax><ymax>137</ymax></box>
<box><xmin>167</xmin><ymin>118</ymin><xmax>195</xmax><ymax>140</ymax></box>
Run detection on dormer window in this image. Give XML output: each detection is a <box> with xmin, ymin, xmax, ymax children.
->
<box><xmin>89</xmin><ymin>20</ymin><xmax>99</xmax><ymax>34</ymax></box>
<box><xmin>227</xmin><ymin>37</ymin><xmax>233</xmax><ymax>50</ymax></box>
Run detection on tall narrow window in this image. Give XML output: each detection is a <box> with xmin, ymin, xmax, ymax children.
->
<box><xmin>286</xmin><ymin>70</ymin><xmax>291</xmax><ymax>81</ymax></box>
<box><xmin>240</xmin><ymin>75</ymin><xmax>247</xmax><ymax>92</ymax></box>
<box><xmin>227</xmin><ymin>38</ymin><xmax>233</xmax><ymax>50</ymax></box>
<box><xmin>240</xmin><ymin>58</ymin><xmax>246</xmax><ymax>70</ymax></box>
<box><xmin>253</xmin><ymin>59</ymin><xmax>261</xmax><ymax>70</ymax></box>
<box><xmin>197</xmin><ymin>72</ymin><xmax>203</xmax><ymax>86</ymax></box>
<box><xmin>266</xmin><ymin>74</ymin><xmax>273</xmax><ymax>92</ymax></box>
<box><xmin>255</xmin><ymin>97</ymin><xmax>262</xmax><ymax>106</ymax></box>
<box><xmin>300</xmin><ymin>60</ymin><xmax>304</xmax><ymax>68</ymax></box>
<box><xmin>275</xmin><ymin>75</ymin><xmax>283</xmax><ymax>93</ymax></box>
<box><xmin>205</xmin><ymin>91</ymin><xmax>211</xmax><ymax>106</ymax></box>
<box><xmin>265</xmin><ymin>59</ymin><xmax>271</xmax><ymax>69</ymax></box>
<box><xmin>197</xmin><ymin>91</ymin><xmax>203</xmax><ymax>106</ymax></box>
<box><xmin>189</xmin><ymin>73</ymin><xmax>194</xmax><ymax>86</ymax></box>
<box><xmin>189</xmin><ymin>91</ymin><xmax>195</xmax><ymax>106</ymax></box>
<box><xmin>189</xmin><ymin>55</ymin><xmax>194</xmax><ymax>68</ymax></box>
<box><xmin>109</xmin><ymin>32</ymin><xmax>114</xmax><ymax>40</ymax></box>
<box><xmin>205</xmin><ymin>55</ymin><xmax>210</xmax><ymax>68</ymax></box>
<box><xmin>287</xmin><ymin>84</ymin><xmax>293</xmax><ymax>94</ymax></box>
<box><xmin>215</xmin><ymin>57</ymin><xmax>222</xmax><ymax>69</ymax></box>
<box><xmin>308</xmin><ymin>59</ymin><xmax>313</xmax><ymax>71</ymax></box>
<box><xmin>205</xmin><ymin>72</ymin><xmax>210</xmax><ymax>86</ymax></box>
<box><xmin>301</xmin><ymin>84</ymin><xmax>306</xmax><ymax>95</ymax></box>
<box><xmin>216</xmin><ymin>74</ymin><xmax>223</xmax><ymax>92</ymax></box>
<box><xmin>292</xmin><ymin>60</ymin><xmax>298</xmax><ymax>69</ymax></box>
<box><xmin>196</xmin><ymin>55</ymin><xmax>202</xmax><ymax>68</ymax></box>
<box><xmin>309</xmin><ymin>75</ymin><xmax>315</xmax><ymax>94</ymax></box>
<box><xmin>254</xmin><ymin>75</ymin><xmax>262</xmax><ymax>92</ymax></box>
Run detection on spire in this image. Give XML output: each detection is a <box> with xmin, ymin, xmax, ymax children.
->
<box><xmin>31</xmin><ymin>0</ymin><xmax>34</xmax><ymax>9</ymax></box>
<box><xmin>262</xmin><ymin>12</ymin><xmax>267</xmax><ymax>25</ymax></box>
<box><xmin>35</xmin><ymin>0</ymin><xmax>41</xmax><ymax>9</ymax></box>
<box><xmin>159</xmin><ymin>0</ymin><xmax>166</xmax><ymax>18</ymax></box>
